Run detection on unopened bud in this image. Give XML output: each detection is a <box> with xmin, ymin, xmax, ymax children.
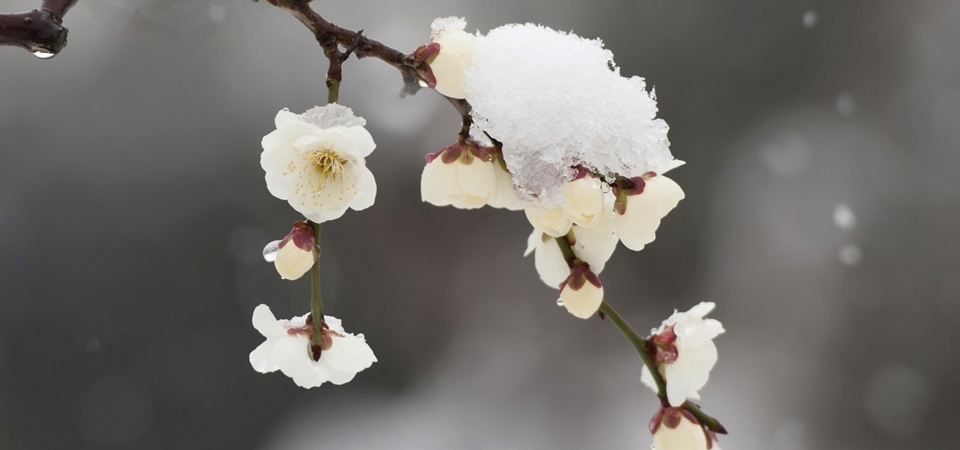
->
<box><xmin>558</xmin><ymin>264</ymin><xmax>604</xmax><ymax>319</ymax></box>
<box><xmin>274</xmin><ymin>221</ymin><xmax>317</xmax><ymax>281</ymax></box>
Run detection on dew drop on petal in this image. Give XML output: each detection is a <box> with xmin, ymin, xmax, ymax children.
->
<box><xmin>556</xmin><ymin>298</ymin><xmax>564</xmax><ymax>307</ymax></box>
<box><xmin>262</xmin><ymin>240</ymin><xmax>282</xmax><ymax>262</ymax></box>
<box><xmin>838</xmin><ymin>244</ymin><xmax>862</xmax><ymax>266</ymax></box>
<box><xmin>32</xmin><ymin>50</ymin><xmax>55</xmax><ymax>59</ymax></box>
<box><xmin>832</xmin><ymin>203</ymin><xmax>857</xmax><ymax>229</ymax></box>
<box><xmin>802</xmin><ymin>10</ymin><xmax>818</xmax><ymax>29</ymax></box>
<box><xmin>418</xmin><ymin>79</ymin><xmax>429</xmax><ymax>88</ymax></box>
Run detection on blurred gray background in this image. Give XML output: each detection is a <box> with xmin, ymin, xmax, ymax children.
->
<box><xmin>1</xmin><ymin>0</ymin><xmax>957</xmax><ymax>449</ymax></box>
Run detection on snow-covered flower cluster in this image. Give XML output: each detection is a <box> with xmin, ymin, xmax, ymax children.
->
<box><xmin>416</xmin><ymin>18</ymin><xmax>685</xmax><ymax>318</ymax></box>
<box><xmin>261</xmin><ymin>104</ymin><xmax>377</xmax><ymax>223</ymax></box>
<box><xmin>642</xmin><ymin>302</ymin><xmax>725</xmax><ymax>407</ymax></box>
<box><xmin>650</xmin><ymin>407</ymin><xmax>722</xmax><ymax>450</ymax></box>
<box><xmin>249</xmin><ymin>304</ymin><xmax>376</xmax><ymax>388</ymax></box>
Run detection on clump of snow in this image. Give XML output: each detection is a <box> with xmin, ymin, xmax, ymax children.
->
<box><xmin>301</xmin><ymin>103</ymin><xmax>367</xmax><ymax>129</ymax></box>
<box><xmin>464</xmin><ymin>23</ymin><xmax>675</xmax><ymax>206</ymax></box>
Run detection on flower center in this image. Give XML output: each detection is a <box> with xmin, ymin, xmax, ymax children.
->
<box><xmin>310</xmin><ymin>148</ymin><xmax>348</xmax><ymax>183</ymax></box>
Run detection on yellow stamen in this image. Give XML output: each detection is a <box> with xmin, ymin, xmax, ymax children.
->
<box><xmin>310</xmin><ymin>149</ymin><xmax>348</xmax><ymax>184</ymax></box>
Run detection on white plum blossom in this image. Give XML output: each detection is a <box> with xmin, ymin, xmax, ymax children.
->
<box><xmin>614</xmin><ymin>171</ymin><xmax>685</xmax><ymax>251</ymax></box>
<box><xmin>642</xmin><ymin>302</ymin><xmax>725</xmax><ymax>407</ymax></box>
<box><xmin>420</xmin><ymin>142</ymin><xmax>500</xmax><ymax>209</ymax></box>
<box><xmin>422</xmin><ymin>17</ymin><xmax>476</xmax><ymax>99</ymax></box>
<box><xmin>273</xmin><ymin>222</ymin><xmax>317</xmax><ymax>281</ymax></box>
<box><xmin>651</xmin><ymin>407</ymin><xmax>721</xmax><ymax>450</ymax></box>
<box><xmin>559</xmin><ymin>265</ymin><xmax>604</xmax><ymax>319</ymax></box>
<box><xmin>525</xmin><ymin>204</ymin><xmax>618</xmax><ymax>288</ymax></box>
<box><xmin>485</xmin><ymin>159</ymin><xmax>523</xmax><ymax>210</ymax></box>
<box><xmin>261</xmin><ymin>104</ymin><xmax>377</xmax><ymax>223</ymax></box>
<box><xmin>524</xmin><ymin>205</ymin><xmax>572</xmax><ymax>238</ymax></box>
<box><xmin>249</xmin><ymin>304</ymin><xmax>376</xmax><ymax>388</ymax></box>
<box><xmin>560</xmin><ymin>173</ymin><xmax>606</xmax><ymax>228</ymax></box>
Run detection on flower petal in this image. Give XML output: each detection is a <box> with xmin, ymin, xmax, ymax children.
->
<box><xmin>421</xmin><ymin>159</ymin><xmax>457</xmax><ymax>206</ymax></box>
<box><xmin>534</xmin><ymin>236</ymin><xmax>570</xmax><ymax>288</ymax></box>
<box><xmin>251</xmin><ymin>304</ymin><xmax>284</xmax><ymax>337</ymax></box>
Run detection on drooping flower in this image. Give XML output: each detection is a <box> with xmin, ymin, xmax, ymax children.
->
<box><xmin>650</xmin><ymin>407</ymin><xmax>721</xmax><ymax>450</ymax></box>
<box><xmin>420</xmin><ymin>140</ymin><xmax>499</xmax><ymax>209</ymax></box>
<box><xmin>560</xmin><ymin>171</ymin><xmax>605</xmax><ymax>228</ymax></box>
<box><xmin>524</xmin><ymin>205</ymin><xmax>572</xmax><ymax>238</ymax></box>
<box><xmin>641</xmin><ymin>302</ymin><xmax>725</xmax><ymax>407</ymax></box>
<box><xmin>524</xmin><ymin>203</ymin><xmax>618</xmax><ymax>288</ymax></box>
<box><xmin>613</xmin><ymin>170</ymin><xmax>684</xmax><ymax>251</ymax></box>
<box><xmin>485</xmin><ymin>157</ymin><xmax>523</xmax><ymax>210</ymax></box>
<box><xmin>418</xmin><ymin>17</ymin><xmax>476</xmax><ymax>99</ymax></box>
<box><xmin>559</xmin><ymin>264</ymin><xmax>604</xmax><ymax>319</ymax></box>
<box><xmin>249</xmin><ymin>304</ymin><xmax>376</xmax><ymax>388</ymax></box>
<box><xmin>260</xmin><ymin>104</ymin><xmax>377</xmax><ymax>223</ymax></box>
<box><xmin>273</xmin><ymin>221</ymin><xmax>317</xmax><ymax>281</ymax></box>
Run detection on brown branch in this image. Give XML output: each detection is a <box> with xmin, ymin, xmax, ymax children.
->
<box><xmin>265</xmin><ymin>0</ymin><xmax>426</xmax><ymax>97</ymax></box>
<box><xmin>0</xmin><ymin>0</ymin><xmax>78</xmax><ymax>57</ymax></box>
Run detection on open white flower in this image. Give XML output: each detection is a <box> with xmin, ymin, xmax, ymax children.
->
<box><xmin>249</xmin><ymin>304</ymin><xmax>376</xmax><ymax>388</ymax></box>
<box><xmin>261</xmin><ymin>104</ymin><xmax>377</xmax><ymax>223</ymax></box>
<box><xmin>421</xmin><ymin>142</ymin><xmax>499</xmax><ymax>209</ymax></box>
<box><xmin>641</xmin><ymin>302</ymin><xmax>725</xmax><ymax>407</ymax></box>
<box><xmin>651</xmin><ymin>407</ymin><xmax>721</xmax><ymax>450</ymax></box>
<box><xmin>614</xmin><ymin>171</ymin><xmax>684</xmax><ymax>251</ymax></box>
<box><xmin>425</xmin><ymin>17</ymin><xmax>476</xmax><ymax>99</ymax></box>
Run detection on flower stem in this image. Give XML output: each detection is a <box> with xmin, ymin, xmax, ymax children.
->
<box><xmin>309</xmin><ymin>221</ymin><xmax>324</xmax><ymax>346</ymax></box>
<box><xmin>596</xmin><ymin>301</ymin><xmax>667</xmax><ymax>400</ymax></box>
<box><xmin>683</xmin><ymin>400</ymin><xmax>728</xmax><ymax>434</ymax></box>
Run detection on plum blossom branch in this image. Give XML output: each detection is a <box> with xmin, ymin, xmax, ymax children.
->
<box><xmin>0</xmin><ymin>0</ymin><xmax>78</xmax><ymax>57</ymax></box>
<box><xmin>553</xmin><ymin>235</ymin><xmax>727</xmax><ymax>434</ymax></box>
<box><xmin>264</xmin><ymin>0</ymin><xmax>425</xmax><ymax>97</ymax></box>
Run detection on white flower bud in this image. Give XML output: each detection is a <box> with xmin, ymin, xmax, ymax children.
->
<box><xmin>427</xmin><ymin>17</ymin><xmax>475</xmax><ymax>99</ymax></box>
<box><xmin>613</xmin><ymin>173</ymin><xmax>684</xmax><ymax>251</ymax></box>
<box><xmin>524</xmin><ymin>205</ymin><xmax>572</xmax><ymax>237</ymax></box>
<box><xmin>273</xmin><ymin>222</ymin><xmax>317</xmax><ymax>281</ymax></box>
<box><xmin>651</xmin><ymin>408</ymin><xmax>720</xmax><ymax>450</ymax></box>
<box><xmin>559</xmin><ymin>265</ymin><xmax>604</xmax><ymax>319</ymax></box>
<box><xmin>420</xmin><ymin>146</ymin><xmax>499</xmax><ymax>209</ymax></box>
<box><xmin>560</xmin><ymin>175</ymin><xmax>605</xmax><ymax>227</ymax></box>
<box><xmin>486</xmin><ymin>160</ymin><xmax>523</xmax><ymax>210</ymax></box>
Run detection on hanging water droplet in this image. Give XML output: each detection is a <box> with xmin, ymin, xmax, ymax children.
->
<box><xmin>833</xmin><ymin>203</ymin><xmax>857</xmax><ymax>230</ymax></box>
<box><xmin>556</xmin><ymin>298</ymin><xmax>564</xmax><ymax>307</ymax></box>
<box><xmin>417</xmin><ymin>79</ymin><xmax>429</xmax><ymax>88</ymax></box>
<box><xmin>262</xmin><ymin>240</ymin><xmax>282</xmax><ymax>262</ymax></box>
<box><xmin>32</xmin><ymin>50</ymin><xmax>55</xmax><ymax>59</ymax></box>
